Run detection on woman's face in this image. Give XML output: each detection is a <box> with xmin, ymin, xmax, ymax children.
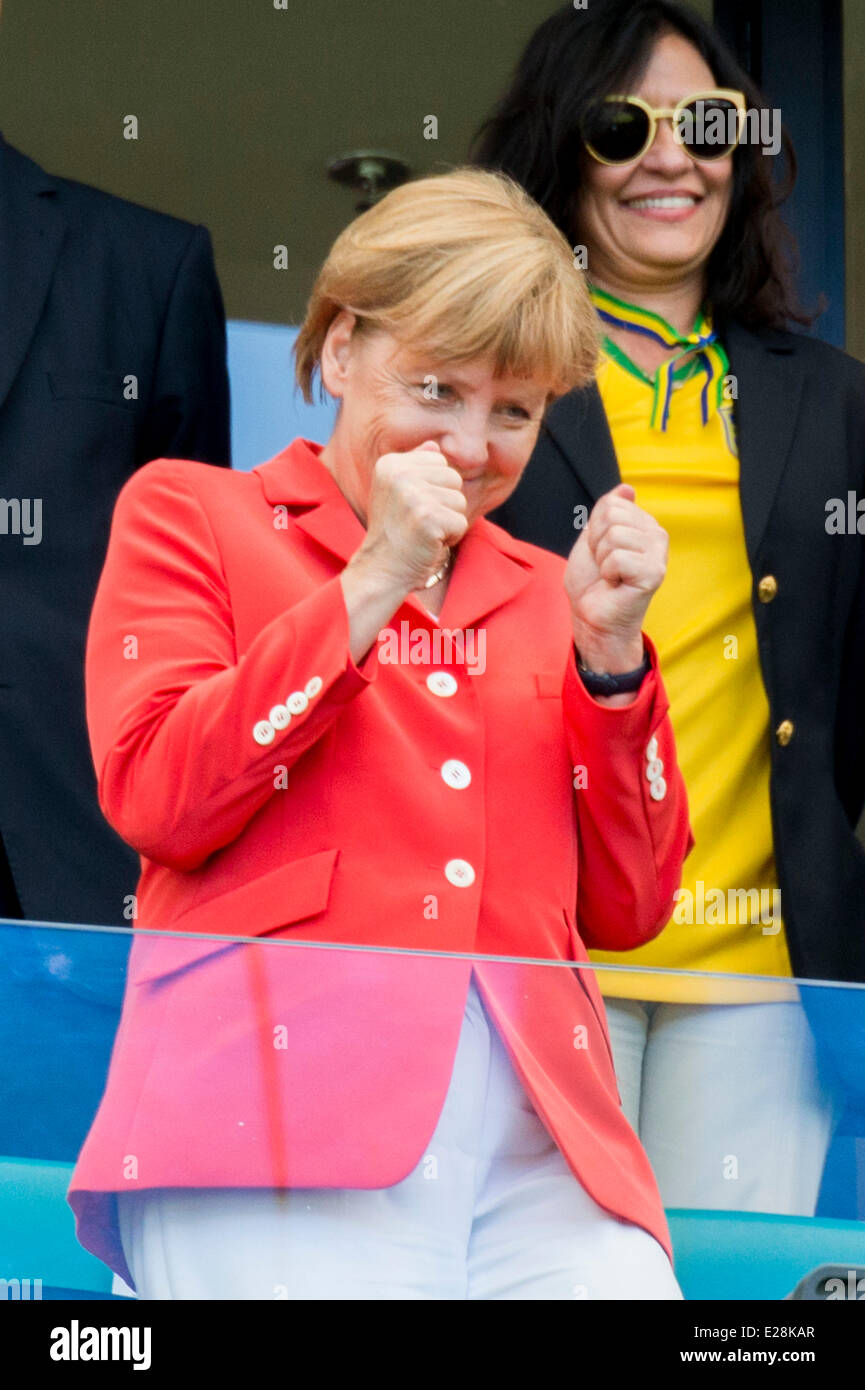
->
<box><xmin>577</xmin><ymin>30</ymin><xmax>735</xmax><ymax>292</ymax></box>
<box><xmin>320</xmin><ymin>314</ymin><xmax>550</xmax><ymax>527</ymax></box>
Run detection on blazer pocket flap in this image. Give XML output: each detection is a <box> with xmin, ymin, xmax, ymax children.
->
<box><xmin>130</xmin><ymin>847</ymin><xmax>339</xmax><ymax>985</ymax></box>
<box><xmin>46</xmin><ymin>367</ymin><xmax>134</xmax><ymax>407</ymax></box>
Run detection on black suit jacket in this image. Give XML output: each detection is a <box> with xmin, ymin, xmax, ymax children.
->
<box><xmin>492</xmin><ymin>320</ymin><xmax>865</xmax><ymax>994</ymax></box>
<box><xmin>0</xmin><ymin>133</ymin><xmax>231</xmax><ymax>930</ymax></box>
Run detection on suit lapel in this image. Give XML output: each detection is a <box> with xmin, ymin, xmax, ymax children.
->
<box><xmin>541</xmin><ymin>382</ymin><xmax>621</xmax><ymax>501</ymax></box>
<box><xmin>254</xmin><ymin>440</ymin><xmax>366</xmax><ymax>567</ymax></box>
<box><xmin>0</xmin><ymin>135</ymin><xmax>67</xmax><ymax>415</ymax></box>
<box><xmin>254</xmin><ymin>438</ymin><xmax>534</xmax><ymax>630</ymax></box>
<box><xmin>439</xmin><ymin>520</ymin><xmax>532</xmax><ymax>631</ymax></box>
<box><xmin>539</xmin><ymin>323</ymin><xmax>807</xmax><ymax>571</ymax></box>
<box><xmin>725</xmin><ymin>320</ymin><xmax>805</xmax><ymax>567</ymax></box>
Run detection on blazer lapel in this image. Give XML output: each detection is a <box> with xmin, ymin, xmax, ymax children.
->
<box><xmin>440</xmin><ymin>520</ymin><xmax>532</xmax><ymax>632</ymax></box>
<box><xmin>254</xmin><ymin>438</ymin><xmax>534</xmax><ymax>630</ymax></box>
<box><xmin>541</xmin><ymin>325</ymin><xmax>806</xmax><ymax>572</ymax></box>
<box><xmin>725</xmin><ymin>320</ymin><xmax>806</xmax><ymax>567</ymax></box>
<box><xmin>0</xmin><ymin>135</ymin><xmax>67</xmax><ymax>416</ymax></box>
<box><xmin>541</xmin><ymin>382</ymin><xmax>621</xmax><ymax>501</ymax></box>
<box><xmin>254</xmin><ymin>439</ymin><xmax>366</xmax><ymax>567</ymax></box>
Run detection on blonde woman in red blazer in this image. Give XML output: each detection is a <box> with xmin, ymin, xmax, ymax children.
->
<box><xmin>69</xmin><ymin>170</ymin><xmax>691</xmax><ymax>1300</ymax></box>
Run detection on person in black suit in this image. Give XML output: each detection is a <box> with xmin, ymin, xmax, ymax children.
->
<box><xmin>473</xmin><ymin>0</ymin><xmax>865</xmax><ymax>1214</ymax></box>
<box><xmin>0</xmin><ymin>129</ymin><xmax>230</xmax><ymax>1159</ymax></box>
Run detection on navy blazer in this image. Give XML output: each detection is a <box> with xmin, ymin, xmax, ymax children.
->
<box><xmin>492</xmin><ymin>320</ymin><xmax>865</xmax><ymax>988</ymax></box>
<box><xmin>0</xmin><ymin>133</ymin><xmax>231</xmax><ymax>931</ymax></box>
<box><xmin>493</xmin><ymin>320</ymin><xmax>865</xmax><ymax>1111</ymax></box>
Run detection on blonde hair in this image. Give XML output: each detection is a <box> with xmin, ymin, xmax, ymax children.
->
<box><xmin>294</xmin><ymin>167</ymin><xmax>599</xmax><ymax>403</ymax></box>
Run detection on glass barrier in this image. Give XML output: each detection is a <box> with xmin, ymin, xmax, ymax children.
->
<box><xmin>2</xmin><ymin>917</ymin><xmax>865</xmax><ymax>1302</ymax></box>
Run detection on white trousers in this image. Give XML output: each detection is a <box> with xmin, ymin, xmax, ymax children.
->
<box><xmin>604</xmin><ymin>996</ymin><xmax>839</xmax><ymax>1215</ymax></box>
<box><xmin>117</xmin><ymin>973</ymin><xmax>681</xmax><ymax>1300</ymax></box>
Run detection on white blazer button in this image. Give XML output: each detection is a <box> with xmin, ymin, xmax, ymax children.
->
<box><xmin>649</xmin><ymin>777</ymin><xmax>667</xmax><ymax>801</ymax></box>
<box><xmin>305</xmin><ymin>676</ymin><xmax>323</xmax><ymax>699</ymax></box>
<box><xmin>444</xmin><ymin>859</ymin><xmax>475</xmax><ymax>887</ymax></box>
<box><xmin>441</xmin><ymin>759</ymin><xmax>471</xmax><ymax>789</ymax></box>
<box><xmin>646</xmin><ymin>736</ymin><xmax>658</xmax><ymax>761</ymax></box>
<box><xmin>253</xmin><ymin>719</ymin><xmax>275</xmax><ymax>746</ymax></box>
<box><xmin>286</xmin><ymin>691</ymin><xmax>309</xmax><ymax>715</ymax></box>
<box><xmin>646</xmin><ymin>758</ymin><xmax>664</xmax><ymax>781</ymax></box>
<box><xmin>269</xmin><ymin>704</ymin><xmax>291</xmax><ymax>730</ymax></box>
<box><xmin>427</xmin><ymin>671</ymin><xmax>458</xmax><ymax>697</ymax></box>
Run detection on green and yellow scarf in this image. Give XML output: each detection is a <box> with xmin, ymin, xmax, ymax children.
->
<box><xmin>589</xmin><ymin>284</ymin><xmax>732</xmax><ymax>435</ymax></box>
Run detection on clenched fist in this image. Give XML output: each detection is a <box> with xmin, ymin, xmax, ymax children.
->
<box><xmin>356</xmin><ymin>441</ymin><xmax>469</xmax><ymax>594</ymax></box>
<box><xmin>339</xmin><ymin>441</ymin><xmax>470</xmax><ymax>665</ymax></box>
<box><xmin>565</xmin><ymin>483</ymin><xmax>668</xmax><ymax>673</ymax></box>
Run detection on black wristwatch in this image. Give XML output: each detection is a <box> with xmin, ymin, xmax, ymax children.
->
<box><xmin>576</xmin><ymin>647</ymin><xmax>650</xmax><ymax>697</ymax></box>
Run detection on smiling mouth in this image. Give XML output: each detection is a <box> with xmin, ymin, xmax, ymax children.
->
<box><xmin>623</xmin><ymin>195</ymin><xmax>701</xmax><ymax>210</ymax></box>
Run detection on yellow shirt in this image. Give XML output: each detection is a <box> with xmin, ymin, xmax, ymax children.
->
<box><xmin>588</xmin><ymin>350</ymin><xmax>796</xmax><ymax>1005</ymax></box>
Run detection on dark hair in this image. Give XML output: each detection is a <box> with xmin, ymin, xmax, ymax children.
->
<box><xmin>471</xmin><ymin>0</ymin><xmax>811</xmax><ymax>330</ymax></box>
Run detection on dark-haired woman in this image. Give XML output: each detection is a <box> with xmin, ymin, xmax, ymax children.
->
<box><xmin>475</xmin><ymin>0</ymin><xmax>865</xmax><ymax>1217</ymax></box>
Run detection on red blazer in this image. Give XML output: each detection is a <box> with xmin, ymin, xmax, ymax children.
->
<box><xmin>68</xmin><ymin>438</ymin><xmax>691</xmax><ymax>1287</ymax></box>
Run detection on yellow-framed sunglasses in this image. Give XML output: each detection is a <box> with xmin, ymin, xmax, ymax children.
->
<box><xmin>582</xmin><ymin>89</ymin><xmax>747</xmax><ymax>165</ymax></box>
